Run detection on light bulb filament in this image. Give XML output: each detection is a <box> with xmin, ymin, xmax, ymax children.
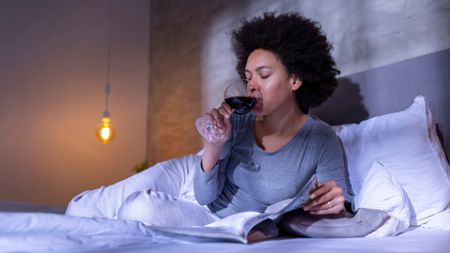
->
<box><xmin>101</xmin><ymin>126</ymin><xmax>111</xmax><ymax>140</ymax></box>
<box><xmin>96</xmin><ymin>117</ymin><xmax>115</xmax><ymax>144</ymax></box>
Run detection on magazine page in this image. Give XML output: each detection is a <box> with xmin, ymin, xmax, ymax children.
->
<box><xmin>241</xmin><ymin>174</ymin><xmax>318</xmax><ymax>239</ymax></box>
<box><xmin>150</xmin><ymin>224</ymin><xmax>250</xmax><ymax>243</ymax></box>
<box><xmin>148</xmin><ymin>211</ymin><xmax>263</xmax><ymax>243</ymax></box>
<box><xmin>150</xmin><ymin>174</ymin><xmax>318</xmax><ymax>243</ymax></box>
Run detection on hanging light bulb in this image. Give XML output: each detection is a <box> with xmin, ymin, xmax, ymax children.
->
<box><xmin>98</xmin><ymin>118</ymin><xmax>113</xmax><ymax>141</ymax></box>
<box><xmin>96</xmin><ymin>0</ymin><xmax>116</xmax><ymax>144</ymax></box>
<box><xmin>96</xmin><ymin>84</ymin><xmax>116</xmax><ymax>144</ymax></box>
<box><xmin>96</xmin><ymin>116</ymin><xmax>116</xmax><ymax>144</ymax></box>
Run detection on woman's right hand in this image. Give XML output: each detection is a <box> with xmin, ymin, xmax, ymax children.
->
<box><xmin>197</xmin><ymin>102</ymin><xmax>234</xmax><ymax>172</ymax></box>
<box><xmin>196</xmin><ymin>102</ymin><xmax>234</xmax><ymax>148</ymax></box>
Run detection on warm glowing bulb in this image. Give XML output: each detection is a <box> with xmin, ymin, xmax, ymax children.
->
<box><xmin>96</xmin><ymin>117</ymin><xmax>116</xmax><ymax>144</ymax></box>
<box><xmin>101</xmin><ymin>127</ymin><xmax>111</xmax><ymax>140</ymax></box>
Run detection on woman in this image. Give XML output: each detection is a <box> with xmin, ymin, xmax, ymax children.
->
<box><xmin>67</xmin><ymin>12</ymin><xmax>352</xmax><ymax>230</ymax></box>
<box><xmin>194</xmin><ymin>12</ymin><xmax>353</xmax><ymax>219</ymax></box>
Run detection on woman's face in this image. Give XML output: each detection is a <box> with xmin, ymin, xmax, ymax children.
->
<box><xmin>244</xmin><ymin>49</ymin><xmax>301</xmax><ymax>116</ymax></box>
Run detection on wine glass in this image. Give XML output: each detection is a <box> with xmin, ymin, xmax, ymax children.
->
<box><xmin>196</xmin><ymin>80</ymin><xmax>256</xmax><ymax>142</ymax></box>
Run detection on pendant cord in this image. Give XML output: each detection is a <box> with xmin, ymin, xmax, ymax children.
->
<box><xmin>104</xmin><ymin>0</ymin><xmax>113</xmax><ymax>118</ymax></box>
<box><xmin>103</xmin><ymin>83</ymin><xmax>110</xmax><ymax>117</ymax></box>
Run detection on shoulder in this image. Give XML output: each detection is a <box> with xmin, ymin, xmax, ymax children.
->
<box><xmin>307</xmin><ymin>115</ymin><xmax>341</xmax><ymax>146</ymax></box>
<box><xmin>306</xmin><ymin>116</ymin><xmax>345</xmax><ymax>163</ymax></box>
<box><xmin>308</xmin><ymin>115</ymin><xmax>337</xmax><ymax>136</ymax></box>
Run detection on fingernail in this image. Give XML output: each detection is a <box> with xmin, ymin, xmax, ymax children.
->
<box><xmin>309</xmin><ymin>194</ymin><xmax>315</xmax><ymax>199</ymax></box>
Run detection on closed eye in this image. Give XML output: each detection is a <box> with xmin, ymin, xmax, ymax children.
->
<box><xmin>257</xmin><ymin>67</ymin><xmax>272</xmax><ymax>80</ymax></box>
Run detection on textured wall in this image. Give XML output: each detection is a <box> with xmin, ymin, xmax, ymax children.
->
<box><xmin>148</xmin><ymin>0</ymin><xmax>450</xmax><ymax>163</ymax></box>
<box><xmin>0</xmin><ymin>0</ymin><xmax>150</xmax><ymax>205</ymax></box>
<box><xmin>147</xmin><ymin>0</ymin><xmax>239</xmax><ymax>164</ymax></box>
<box><xmin>147</xmin><ymin>0</ymin><xmax>269</xmax><ymax>163</ymax></box>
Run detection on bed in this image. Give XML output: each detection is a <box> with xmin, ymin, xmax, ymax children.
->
<box><xmin>0</xmin><ymin>205</ymin><xmax>449</xmax><ymax>253</ymax></box>
<box><xmin>0</xmin><ymin>209</ymin><xmax>449</xmax><ymax>253</ymax></box>
<box><xmin>2</xmin><ymin>48</ymin><xmax>450</xmax><ymax>253</ymax></box>
<box><xmin>1</xmin><ymin>93</ymin><xmax>449</xmax><ymax>253</ymax></box>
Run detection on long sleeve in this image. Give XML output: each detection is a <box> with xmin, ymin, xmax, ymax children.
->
<box><xmin>316</xmin><ymin>128</ymin><xmax>354</xmax><ymax>203</ymax></box>
<box><xmin>193</xmin><ymin>141</ymin><xmax>231</xmax><ymax>206</ymax></box>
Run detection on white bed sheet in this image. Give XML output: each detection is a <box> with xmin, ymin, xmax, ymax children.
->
<box><xmin>0</xmin><ymin>210</ymin><xmax>449</xmax><ymax>253</ymax></box>
<box><xmin>119</xmin><ymin>229</ymin><xmax>450</xmax><ymax>253</ymax></box>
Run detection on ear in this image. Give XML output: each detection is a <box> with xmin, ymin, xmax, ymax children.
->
<box><xmin>290</xmin><ymin>74</ymin><xmax>302</xmax><ymax>91</ymax></box>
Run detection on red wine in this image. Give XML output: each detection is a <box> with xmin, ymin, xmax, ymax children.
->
<box><xmin>225</xmin><ymin>96</ymin><xmax>256</xmax><ymax>114</ymax></box>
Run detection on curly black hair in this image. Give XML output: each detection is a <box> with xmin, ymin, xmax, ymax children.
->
<box><xmin>231</xmin><ymin>12</ymin><xmax>340</xmax><ymax>113</ymax></box>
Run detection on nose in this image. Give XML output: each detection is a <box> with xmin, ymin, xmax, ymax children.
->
<box><xmin>246</xmin><ymin>79</ymin><xmax>259</xmax><ymax>94</ymax></box>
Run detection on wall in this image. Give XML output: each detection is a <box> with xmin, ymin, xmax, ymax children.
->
<box><xmin>148</xmin><ymin>0</ymin><xmax>450</xmax><ymax>163</ymax></box>
<box><xmin>0</xmin><ymin>0</ymin><xmax>150</xmax><ymax>205</ymax></box>
<box><xmin>147</xmin><ymin>0</ymin><xmax>269</xmax><ymax>164</ymax></box>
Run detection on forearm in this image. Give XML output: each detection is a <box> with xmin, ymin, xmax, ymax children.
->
<box><xmin>201</xmin><ymin>143</ymin><xmax>221</xmax><ymax>172</ymax></box>
<box><xmin>194</xmin><ymin>108</ymin><xmax>235</xmax><ymax>205</ymax></box>
<box><xmin>194</xmin><ymin>143</ymin><xmax>230</xmax><ymax>205</ymax></box>
<box><xmin>193</xmin><ymin>161</ymin><xmax>221</xmax><ymax>205</ymax></box>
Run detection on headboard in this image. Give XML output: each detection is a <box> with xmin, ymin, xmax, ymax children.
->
<box><xmin>314</xmin><ymin>48</ymin><xmax>450</xmax><ymax>160</ymax></box>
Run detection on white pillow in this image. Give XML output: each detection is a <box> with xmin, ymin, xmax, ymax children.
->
<box><xmin>356</xmin><ymin>161</ymin><xmax>411</xmax><ymax>237</ymax></box>
<box><xmin>420</xmin><ymin>208</ymin><xmax>450</xmax><ymax>230</ymax></box>
<box><xmin>334</xmin><ymin>96</ymin><xmax>450</xmax><ymax>226</ymax></box>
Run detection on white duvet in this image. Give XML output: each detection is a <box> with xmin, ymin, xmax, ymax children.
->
<box><xmin>0</xmin><ymin>212</ymin><xmax>170</xmax><ymax>252</ymax></box>
<box><xmin>0</xmin><ymin>154</ymin><xmax>449</xmax><ymax>252</ymax></box>
<box><xmin>1</xmin><ymin>211</ymin><xmax>450</xmax><ymax>253</ymax></box>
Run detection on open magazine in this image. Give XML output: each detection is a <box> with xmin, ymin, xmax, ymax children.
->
<box><xmin>150</xmin><ymin>174</ymin><xmax>318</xmax><ymax>243</ymax></box>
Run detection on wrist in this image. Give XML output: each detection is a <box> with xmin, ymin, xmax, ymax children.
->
<box><xmin>204</xmin><ymin>142</ymin><xmax>223</xmax><ymax>153</ymax></box>
<box><xmin>201</xmin><ymin>144</ymin><xmax>222</xmax><ymax>172</ymax></box>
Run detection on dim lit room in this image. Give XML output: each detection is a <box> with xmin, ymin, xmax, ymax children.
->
<box><xmin>0</xmin><ymin>0</ymin><xmax>449</xmax><ymax>252</ymax></box>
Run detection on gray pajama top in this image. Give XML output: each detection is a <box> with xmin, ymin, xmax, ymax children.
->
<box><xmin>193</xmin><ymin>113</ymin><xmax>352</xmax><ymax>218</ymax></box>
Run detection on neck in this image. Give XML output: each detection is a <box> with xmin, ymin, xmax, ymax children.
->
<box><xmin>257</xmin><ymin>100</ymin><xmax>307</xmax><ymax>136</ymax></box>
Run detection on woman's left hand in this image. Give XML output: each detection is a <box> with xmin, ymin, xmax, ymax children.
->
<box><xmin>303</xmin><ymin>180</ymin><xmax>345</xmax><ymax>215</ymax></box>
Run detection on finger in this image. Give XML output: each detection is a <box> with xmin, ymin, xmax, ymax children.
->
<box><xmin>213</xmin><ymin>108</ymin><xmax>233</xmax><ymax>136</ymax></box>
<box><xmin>215</xmin><ymin>107</ymin><xmax>231</xmax><ymax>130</ymax></box>
<box><xmin>308</xmin><ymin>195</ymin><xmax>345</xmax><ymax>212</ymax></box>
<box><xmin>309</xmin><ymin>180</ymin><xmax>321</xmax><ymax>194</ymax></box>
<box><xmin>303</xmin><ymin>190</ymin><xmax>334</xmax><ymax>211</ymax></box>
<box><xmin>224</xmin><ymin>112</ymin><xmax>232</xmax><ymax>129</ymax></box>
<box><xmin>209</xmin><ymin>108</ymin><xmax>223</xmax><ymax>121</ymax></box>
<box><xmin>221</xmin><ymin>102</ymin><xmax>234</xmax><ymax>115</ymax></box>
<box><xmin>309</xmin><ymin>180</ymin><xmax>336</xmax><ymax>199</ymax></box>
<box><xmin>309</xmin><ymin>196</ymin><xmax>346</xmax><ymax>215</ymax></box>
<box><xmin>203</xmin><ymin>109</ymin><xmax>223</xmax><ymax>135</ymax></box>
<box><xmin>304</xmin><ymin>185</ymin><xmax>343</xmax><ymax>211</ymax></box>
<box><xmin>309</xmin><ymin>204</ymin><xmax>342</xmax><ymax>215</ymax></box>
<box><xmin>306</xmin><ymin>187</ymin><xmax>343</xmax><ymax>210</ymax></box>
<box><xmin>217</xmin><ymin>105</ymin><xmax>233</xmax><ymax>120</ymax></box>
<box><xmin>304</xmin><ymin>184</ymin><xmax>334</xmax><ymax>209</ymax></box>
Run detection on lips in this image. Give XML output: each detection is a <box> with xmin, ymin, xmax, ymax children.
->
<box><xmin>254</xmin><ymin>95</ymin><xmax>262</xmax><ymax>105</ymax></box>
<box><xmin>253</xmin><ymin>98</ymin><xmax>263</xmax><ymax>111</ymax></box>
<box><xmin>248</xmin><ymin>92</ymin><xmax>262</xmax><ymax>111</ymax></box>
